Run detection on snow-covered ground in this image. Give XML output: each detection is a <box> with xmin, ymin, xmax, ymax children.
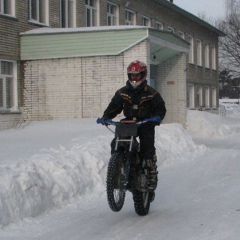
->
<box><xmin>0</xmin><ymin>107</ymin><xmax>240</xmax><ymax>239</ymax></box>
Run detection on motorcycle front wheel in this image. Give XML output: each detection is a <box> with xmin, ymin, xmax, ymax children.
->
<box><xmin>106</xmin><ymin>153</ymin><xmax>126</xmax><ymax>212</ymax></box>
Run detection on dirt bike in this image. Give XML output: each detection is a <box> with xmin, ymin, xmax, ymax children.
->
<box><xmin>97</xmin><ymin>116</ymin><xmax>161</xmax><ymax>216</ymax></box>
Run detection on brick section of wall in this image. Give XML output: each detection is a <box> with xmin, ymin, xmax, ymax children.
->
<box><xmin>23</xmin><ymin>40</ymin><xmax>149</xmax><ymax>121</ymax></box>
<box><xmin>0</xmin><ymin>112</ymin><xmax>24</xmax><ymax>131</ymax></box>
<box><xmin>158</xmin><ymin>53</ymin><xmax>187</xmax><ymax>126</ymax></box>
<box><xmin>0</xmin><ymin>0</ymin><xmax>61</xmax><ymax>130</ymax></box>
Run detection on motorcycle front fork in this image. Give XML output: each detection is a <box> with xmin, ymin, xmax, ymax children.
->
<box><xmin>122</xmin><ymin>151</ymin><xmax>140</xmax><ymax>191</ymax></box>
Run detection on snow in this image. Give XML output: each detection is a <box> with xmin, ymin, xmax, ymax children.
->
<box><xmin>0</xmin><ymin>108</ymin><xmax>240</xmax><ymax>239</ymax></box>
<box><xmin>20</xmin><ymin>25</ymin><xmax>149</xmax><ymax>35</ymax></box>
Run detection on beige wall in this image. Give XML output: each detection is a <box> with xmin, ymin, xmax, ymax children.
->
<box><xmin>157</xmin><ymin>53</ymin><xmax>187</xmax><ymax>126</ymax></box>
<box><xmin>23</xmin><ymin>41</ymin><xmax>149</xmax><ymax>121</ymax></box>
<box><xmin>23</xmin><ymin>39</ymin><xmax>188</xmax><ymax>126</ymax></box>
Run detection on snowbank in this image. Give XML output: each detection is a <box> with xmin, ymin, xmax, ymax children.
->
<box><xmin>187</xmin><ymin>110</ymin><xmax>240</xmax><ymax>138</ymax></box>
<box><xmin>2</xmin><ymin>108</ymin><xmax>240</xmax><ymax>227</ymax></box>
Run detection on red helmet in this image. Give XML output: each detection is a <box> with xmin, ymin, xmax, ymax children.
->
<box><xmin>127</xmin><ymin>60</ymin><xmax>147</xmax><ymax>82</ymax></box>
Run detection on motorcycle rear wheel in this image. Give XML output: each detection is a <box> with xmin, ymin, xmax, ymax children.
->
<box><xmin>106</xmin><ymin>153</ymin><xmax>126</xmax><ymax>212</ymax></box>
<box><xmin>132</xmin><ymin>190</ymin><xmax>152</xmax><ymax>216</ymax></box>
<box><xmin>132</xmin><ymin>168</ymin><xmax>153</xmax><ymax>216</ymax></box>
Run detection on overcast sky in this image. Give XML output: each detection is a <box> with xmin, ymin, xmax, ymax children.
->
<box><xmin>173</xmin><ymin>0</ymin><xmax>226</xmax><ymax>20</ymax></box>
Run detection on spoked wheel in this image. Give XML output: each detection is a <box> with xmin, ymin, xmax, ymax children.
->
<box><xmin>132</xmin><ymin>169</ymin><xmax>153</xmax><ymax>216</ymax></box>
<box><xmin>132</xmin><ymin>190</ymin><xmax>151</xmax><ymax>216</ymax></box>
<box><xmin>106</xmin><ymin>153</ymin><xmax>126</xmax><ymax>212</ymax></box>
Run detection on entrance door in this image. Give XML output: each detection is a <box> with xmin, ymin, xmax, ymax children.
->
<box><xmin>150</xmin><ymin>64</ymin><xmax>158</xmax><ymax>89</ymax></box>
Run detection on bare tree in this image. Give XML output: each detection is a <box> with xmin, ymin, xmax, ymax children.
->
<box><xmin>218</xmin><ymin>0</ymin><xmax>240</xmax><ymax>75</ymax></box>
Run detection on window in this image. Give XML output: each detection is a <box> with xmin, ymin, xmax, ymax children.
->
<box><xmin>125</xmin><ymin>9</ymin><xmax>135</xmax><ymax>25</ymax></box>
<box><xmin>188</xmin><ymin>84</ymin><xmax>195</xmax><ymax>108</ymax></box>
<box><xmin>107</xmin><ymin>2</ymin><xmax>118</xmax><ymax>26</ymax></box>
<box><xmin>178</xmin><ymin>31</ymin><xmax>184</xmax><ymax>39</ymax></box>
<box><xmin>196</xmin><ymin>85</ymin><xmax>202</xmax><ymax>108</ymax></box>
<box><xmin>211</xmin><ymin>46</ymin><xmax>216</xmax><ymax>70</ymax></box>
<box><xmin>0</xmin><ymin>60</ymin><xmax>17</xmax><ymax>111</ymax></box>
<box><xmin>205</xmin><ymin>86</ymin><xmax>210</xmax><ymax>108</ymax></box>
<box><xmin>167</xmin><ymin>26</ymin><xmax>175</xmax><ymax>33</ymax></box>
<box><xmin>29</xmin><ymin>0</ymin><xmax>49</xmax><ymax>25</ymax></box>
<box><xmin>204</xmin><ymin>43</ymin><xmax>209</xmax><ymax>68</ymax></box>
<box><xmin>211</xmin><ymin>88</ymin><xmax>217</xmax><ymax>108</ymax></box>
<box><xmin>0</xmin><ymin>0</ymin><xmax>15</xmax><ymax>16</ymax></box>
<box><xmin>197</xmin><ymin>39</ymin><xmax>202</xmax><ymax>66</ymax></box>
<box><xmin>142</xmin><ymin>16</ymin><xmax>150</xmax><ymax>26</ymax></box>
<box><xmin>85</xmin><ymin>0</ymin><xmax>99</xmax><ymax>27</ymax></box>
<box><xmin>188</xmin><ymin>36</ymin><xmax>194</xmax><ymax>64</ymax></box>
<box><xmin>61</xmin><ymin>0</ymin><xmax>76</xmax><ymax>28</ymax></box>
<box><xmin>155</xmin><ymin>21</ymin><xmax>163</xmax><ymax>30</ymax></box>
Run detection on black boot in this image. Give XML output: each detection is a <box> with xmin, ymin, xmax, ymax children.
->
<box><xmin>144</xmin><ymin>155</ymin><xmax>158</xmax><ymax>191</ymax></box>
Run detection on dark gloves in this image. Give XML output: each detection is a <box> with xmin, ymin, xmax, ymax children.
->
<box><xmin>101</xmin><ymin>116</ymin><xmax>110</xmax><ymax>125</ymax></box>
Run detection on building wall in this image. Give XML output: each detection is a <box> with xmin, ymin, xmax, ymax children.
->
<box><xmin>23</xmin><ymin>37</ymin><xmax>188</xmax><ymax>126</ymax></box>
<box><xmin>23</xmin><ymin>40</ymin><xmax>149</xmax><ymax>122</ymax></box>
<box><xmin>0</xmin><ymin>0</ymin><xmax>61</xmax><ymax>130</ymax></box>
<box><xmin>157</xmin><ymin>53</ymin><xmax>188</xmax><ymax>126</ymax></box>
<box><xmin>1</xmin><ymin>0</ymin><xmax>221</xmax><ymax>130</ymax></box>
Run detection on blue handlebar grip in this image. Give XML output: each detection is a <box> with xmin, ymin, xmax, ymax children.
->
<box><xmin>151</xmin><ymin>116</ymin><xmax>161</xmax><ymax>122</ymax></box>
<box><xmin>96</xmin><ymin>118</ymin><xmax>103</xmax><ymax>124</ymax></box>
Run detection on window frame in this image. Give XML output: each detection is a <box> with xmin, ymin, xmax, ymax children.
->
<box><xmin>196</xmin><ymin>85</ymin><xmax>203</xmax><ymax>108</ymax></box>
<box><xmin>155</xmin><ymin>21</ymin><xmax>163</xmax><ymax>30</ymax></box>
<box><xmin>0</xmin><ymin>60</ymin><xmax>18</xmax><ymax>111</ymax></box>
<box><xmin>188</xmin><ymin>84</ymin><xmax>195</xmax><ymax>108</ymax></box>
<box><xmin>211</xmin><ymin>45</ymin><xmax>216</xmax><ymax>70</ymax></box>
<box><xmin>197</xmin><ymin>39</ymin><xmax>202</xmax><ymax>66</ymax></box>
<box><xmin>60</xmin><ymin>0</ymin><xmax>76</xmax><ymax>28</ymax></box>
<box><xmin>188</xmin><ymin>35</ymin><xmax>194</xmax><ymax>64</ymax></box>
<box><xmin>0</xmin><ymin>0</ymin><xmax>15</xmax><ymax>17</ymax></box>
<box><xmin>178</xmin><ymin>31</ymin><xmax>185</xmax><ymax>39</ymax></box>
<box><xmin>125</xmin><ymin>9</ymin><xmax>136</xmax><ymax>25</ymax></box>
<box><xmin>141</xmin><ymin>15</ymin><xmax>151</xmax><ymax>27</ymax></box>
<box><xmin>211</xmin><ymin>87</ymin><xmax>217</xmax><ymax>108</ymax></box>
<box><xmin>85</xmin><ymin>0</ymin><xmax>99</xmax><ymax>27</ymax></box>
<box><xmin>204</xmin><ymin>42</ymin><xmax>210</xmax><ymax>68</ymax></box>
<box><xmin>205</xmin><ymin>86</ymin><xmax>210</xmax><ymax>108</ymax></box>
<box><xmin>29</xmin><ymin>0</ymin><xmax>49</xmax><ymax>26</ymax></box>
<box><xmin>107</xmin><ymin>1</ymin><xmax>119</xmax><ymax>26</ymax></box>
<box><xmin>167</xmin><ymin>26</ymin><xmax>175</xmax><ymax>33</ymax></box>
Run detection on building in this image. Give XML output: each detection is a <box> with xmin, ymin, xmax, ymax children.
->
<box><xmin>0</xmin><ymin>0</ymin><xmax>225</xmax><ymax>131</ymax></box>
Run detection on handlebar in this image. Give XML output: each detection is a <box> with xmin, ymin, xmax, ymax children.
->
<box><xmin>96</xmin><ymin>116</ymin><xmax>161</xmax><ymax>126</ymax></box>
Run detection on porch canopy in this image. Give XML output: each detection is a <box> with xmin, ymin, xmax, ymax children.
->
<box><xmin>20</xmin><ymin>26</ymin><xmax>189</xmax><ymax>62</ymax></box>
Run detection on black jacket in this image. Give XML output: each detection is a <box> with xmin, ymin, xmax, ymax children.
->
<box><xmin>102</xmin><ymin>80</ymin><xmax>166</xmax><ymax>121</ymax></box>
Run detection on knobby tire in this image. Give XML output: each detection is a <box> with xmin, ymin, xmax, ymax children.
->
<box><xmin>132</xmin><ymin>169</ymin><xmax>152</xmax><ymax>216</ymax></box>
<box><xmin>106</xmin><ymin>153</ymin><xmax>126</xmax><ymax>212</ymax></box>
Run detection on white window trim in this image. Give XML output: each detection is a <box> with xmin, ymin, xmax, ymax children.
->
<box><xmin>142</xmin><ymin>15</ymin><xmax>151</xmax><ymax>27</ymax></box>
<box><xmin>29</xmin><ymin>0</ymin><xmax>49</xmax><ymax>26</ymax></box>
<box><xmin>0</xmin><ymin>0</ymin><xmax>15</xmax><ymax>17</ymax></box>
<box><xmin>211</xmin><ymin>45</ymin><xmax>216</xmax><ymax>70</ymax></box>
<box><xmin>178</xmin><ymin>31</ymin><xmax>185</xmax><ymax>39</ymax></box>
<box><xmin>0</xmin><ymin>60</ymin><xmax>18</xmax><ymax>111</ymax></box>
<box><xmin>107</xmin><ymin>1</ymin><xmax>119</xmax><ymax>26</ymax></box>
<box><xmin>125</xmin><ymin>9</ymin><xmax>136</xmax><ymax>25</ymax></box>
<box><xmin>205</xmin><ymin>86</ymin><xmax>210</xmax><ymax>108</ymax></box>
<box><xmin>211</xmin><ymin>88</ymin><xmax>217</xmax><ymax>108</ymax></box>
<box><xmin>85</xmin><ymin>0</ymin><xmax>99</xmax><ymax>27</ymax></box>
<box><xmin>188</xmin><ymin>35</ymin><xmax>194</xmax><ymax>64</ymax></box>
<box><xmin>204</xmin><ymin>42</ymin><xmax>210</xmax><ymax>68</ymax></box>
<box><xmin>60</xmin><ymin>0</ymin><xmax>76</xmax><ymax>28</ymax></box>
<box><xmin>155</xmin><ymin>21</ymin><xmax>163</xmax><ymax>30</ymax></box>
<box><xmin>188</xmin><ymin>84</ymin><xmax>195</xmax><ymax>108</ymax></box>
<box><xmin>196</xmin><ymin>85</ymin><xmax>203</xmax><ymax>107</ymax></box>
<box><xmin>167</xmin><ymin>26</ymin><xmax>175</xmax><ymax>33</ymax></box>
<box><xmin>197</xmin><ymin>39</ymin><xmax>202</xmax><ymax>66</ymax></box>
